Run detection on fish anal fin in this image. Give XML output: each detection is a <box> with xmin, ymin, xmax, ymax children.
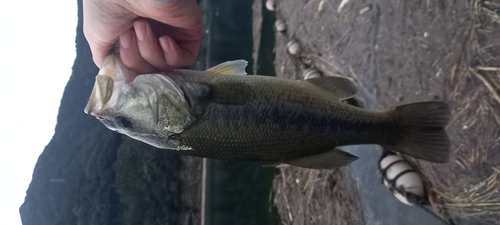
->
<box><xmin>206</xmin><ymin>60</ymin><xmax>248</xmax><ymax>75</ymax></box>
<box><xmin>284</xmin><ymin>148</ymin><xmax>358</xmax><ymax>169</ymax></box>
<box><xmin>305</xmin><ymin>76</ymin><xmax>358</xmax><ymax>100</ymax></box>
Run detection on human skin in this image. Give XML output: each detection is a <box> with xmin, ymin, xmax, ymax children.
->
<box><xmin>83</xmin><ymin>0</ymin><xmax>203</xmax><ymax>75</ymax></box>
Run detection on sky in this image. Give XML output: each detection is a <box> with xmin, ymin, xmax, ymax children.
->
<box><xmin>0</xmin><ymin>1</ymin><xmax>77</xmax><ymax>224</ymax></box>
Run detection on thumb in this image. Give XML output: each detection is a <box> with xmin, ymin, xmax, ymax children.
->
<box><xmin>85</xmin><ymin>36</ymin><xmax>116</xmax><ymax>68</ymax></box>
<box><xmin>83</xmin><ymin>17</ymin><xmax>118</xmax><ymax>68</ymax></box>
<box><xmin>83</xmin><ymin>0</ymin><xmax>133</xmax><ymax>67</ymax></box>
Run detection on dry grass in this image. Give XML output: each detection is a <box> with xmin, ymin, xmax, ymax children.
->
<box><xmin>252</xmin><ymin>0</ymin><xmax>263</xmax><ymax>75</ymax></box>
<box><xmin>414</xmin><ymin>1</ymin><xmax>500</xmax><ymax>224</ymax></box>
<box><xmin>258</xmin><ymin>1</ymin><xmax>367</xmax><ymax>224</ymax></box>
<box><xmin>273</xmin><ymin>166</ymin><xmax>366</xmax><ymax>225</ymax></box>
<box><xmin>482</xmin><ymin>1</ymin><xmax>500</xmax><ymax>25</ymax></box>
<box><xmin>255</xmin><ymin>0</ymin><xmax>500</xmax><ymax>224</ymax></box>
<box><xmin>427</xmin><ymin>167</ymin><xmax>500</xmax><ymax>221</ymax></box>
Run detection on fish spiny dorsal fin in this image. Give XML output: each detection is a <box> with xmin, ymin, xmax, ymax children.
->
<box><xmin>206</xmin><ymin>60</ymin><xmax>248</xmax><ymax>75</ymax></box>
<box><xmin>305</xmin><ymin>76</ymin><xmax>358</xmax><ymax>101</ymax></box>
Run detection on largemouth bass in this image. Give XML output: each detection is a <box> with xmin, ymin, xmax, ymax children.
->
<box><xmin>84</xmin><ymin>53</ymin><xmax>451</xmax><ymax>169</ymax></box>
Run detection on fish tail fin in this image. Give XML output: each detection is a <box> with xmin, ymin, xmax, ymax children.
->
<box><xmin>386</xmin><ymin>101</ymin><xmax>451</xmax><ymax>163</ymax></box>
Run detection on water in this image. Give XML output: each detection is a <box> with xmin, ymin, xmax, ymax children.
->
<box><xmin>202</xmin><ymin>0</ymin><xmax>280</xmax><ymax>225</ymax></box>
<box><xmin>201</xmin><ymin>0</ymin><xmax>447</xmax><ymax>224</ymax></box>
<box><xmin>342</xmin><ymin>63</ymin><xmax>448</xmax><ymax>225</ymax></box>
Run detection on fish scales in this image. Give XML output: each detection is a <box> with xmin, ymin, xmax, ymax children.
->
<box><xmin>168</xmin><ymin>72</ymin><xmax>399</xmax><ymax>161</ymax></box>
<box><xmin>85</xmin><ymin>54</ymin><xmax>451</xmax><ymax>168</ymax></box>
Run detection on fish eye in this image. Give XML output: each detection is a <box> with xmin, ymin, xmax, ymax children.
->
<box><xmin>114</xmin><ymin>116</ymin><xmax>132</xmax><ymax>129</ymax></box>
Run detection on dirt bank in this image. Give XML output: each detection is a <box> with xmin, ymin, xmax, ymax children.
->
<box><xmin>253</xmin><ymin>0</ymin><xmax>500</xmax><ymax>224</ymax></box>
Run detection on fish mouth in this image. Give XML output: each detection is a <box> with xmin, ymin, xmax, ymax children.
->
<box><xmin>84</xmin><ymin>75</ymin><xmax>115</xmax><ymax>115</ymax></box>
<box><xmin>85</xmin><ymin>52</ymin><xmax>136</xmax><ymax>115</ymax></box>
<box><xmin>84</xmin><ymin>107</ymin><xmax>116</xmax><ymax>129</ymax></box>
<box><xmin>84</xmin><ymin>102</ymin><xmax>93</xmax><ymax>115</ymax></box>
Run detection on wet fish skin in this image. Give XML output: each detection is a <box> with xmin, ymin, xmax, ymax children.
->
<box><xmin>167</xmin><ymin>72</ymin><xmax>398</xmax><ymax>159</ymax></box>
<box><xmin>84</xmin><ymin>53</ymin><xmax>451</xmax><ymax>169</ymax></box>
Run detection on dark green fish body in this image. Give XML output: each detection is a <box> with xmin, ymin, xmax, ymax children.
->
<box><xmin>85</xmin><ymin>53</ymin><xmax>451</xmax><ymax>169</ymax></box>
<box><xmin>168</xmin><ymin>72</ymin><xmax>398</xmax><ymax>162</ymax></box>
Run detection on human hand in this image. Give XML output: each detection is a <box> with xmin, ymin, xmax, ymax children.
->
<box><xmin>83</xmin><ymin>0</ymin><xmax>203</xmax><ymax>74</ymax></box>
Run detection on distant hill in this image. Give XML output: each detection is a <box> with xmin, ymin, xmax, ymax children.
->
<box><xmin>19</xmin><ymin>1</ymin><xmax>201</xmax><ymax>224</ymax></box>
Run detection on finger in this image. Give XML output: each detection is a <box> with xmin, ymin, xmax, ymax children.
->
<box><xmin>159</xmin><ymin>35</ymin><xmax>200</xmax><ymax>68</ymax></box>
<box><xmin>82</xmin><ymin>0</ymin><xmax>108</xmax><ymax>67</ymax></box>
<box><xmin>178</xmin><ymin>38</ymin><xmax>201</xmax><ymax>67</ymax></box>
<box><xmin>119</xmin><ymin>29</ymin><xmax>157</xmax><ymax>75</ymax></box>
<box><xmin>133</xmin><ymin>20</ymin><xmax>175</xmax><ymax>72</ymax></box>
<box><xmin>158</xmin><ymin>35</ymin><xmax>183</xmax><ymax>67</ymax></box>
<box><xmin>83</xmin><ymin>25</ymin><xmax>116</xmax><ymax>68</ymax></box>
<box><xmin>87</xmin><ymin>40</ymin><xmax>112</xmax><ymax>68</ymax></box>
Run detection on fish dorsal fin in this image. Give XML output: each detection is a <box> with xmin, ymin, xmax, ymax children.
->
<box><xmin>284</xmin><ymin>148</ymin><xmax>359</xmax><ymax>169</ymax></box>
<box><xmin>206</xmin><ymin>60</ymin><xmax>248</xmax><ymax>75</ymax></box>
<box><xmin>305</xmin><ymin>76</ymin><xmax>358</xmax><ymax>100</ymax></box>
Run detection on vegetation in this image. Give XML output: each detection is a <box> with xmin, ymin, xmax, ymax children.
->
<box><xmin>202</xmin><ymin>0</ymin><xmax>280</xmax><ymax>224</ymax></box>
<box><xmin>204</xmin><ymin>160</ymin><xmax>279</xmax><ymax>225</ymax></box>
<box><xmin>113</xmin><ymin>137</ymin><xmax>181</xmax><ymax>225</ymax></box>
<box><xmin>19</xmin><ymin>1</ymin><xmax>186</xmax><ymax>224</ymax></box>
<box><xmin>21</xmin><ymin>0</ymin><xmax>279</xmax><ymax>225</ymax></box>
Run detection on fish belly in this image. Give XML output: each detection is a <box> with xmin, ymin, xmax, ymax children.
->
<box><xmin>172</xmin><ymin>101</ymin><xmax>398</xmax><ymax>162</ymax></box>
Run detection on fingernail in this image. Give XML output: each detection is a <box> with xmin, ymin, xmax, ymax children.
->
<box><xmin>160</xmin><ymin>38</ymin><xmax>171</xmax><ymax>53</ymax></box>
<box><xmin>120</xmin><ymin>31</ymin><xmax>132</xmax><ymax>48</ymax></box>
<box><xmin>135</xmin><ymin>22</ymin><xmax>147</xmax><ymax>41</ymax></box>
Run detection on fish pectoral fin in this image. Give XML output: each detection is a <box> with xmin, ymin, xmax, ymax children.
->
<box><xmin>283</xmin><ymin>148</ymin><xmax>358</xmax><ymax>169</ymax></box>
<box><xmin>206</xmin><ymin>60</ymin><xmax>248</xmax><ymax>75</ymax></box>
<box><xmin>304</xmin><ymin>76</ymin><xmax>358</xmax><ymax>101</ymax></box>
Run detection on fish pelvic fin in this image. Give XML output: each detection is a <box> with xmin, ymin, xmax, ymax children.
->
<box><xmin>284</xmin><ymin>148</ymin><xmax>358</xmax><ymax>169</ymax></box>
<box><xmin>387</xmin><ymin>101</ymin><xmax>451</xmax><ymax>163</ymax></box>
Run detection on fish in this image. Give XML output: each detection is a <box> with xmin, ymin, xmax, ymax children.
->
<box><xmin>84</xmin><ymin>52</ymin><xmax>451</xmax><ymax>169</ymax></box>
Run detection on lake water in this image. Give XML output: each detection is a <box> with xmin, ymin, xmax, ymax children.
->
<box><xmin>202</xmin><ymin>0</ymin><xmax>280</xmax><ymax>225</ymax></box>
<box><xmin>201</xmin><ymin>0</ymin><xmax>448</xmax><ymax>224</ymax></box>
